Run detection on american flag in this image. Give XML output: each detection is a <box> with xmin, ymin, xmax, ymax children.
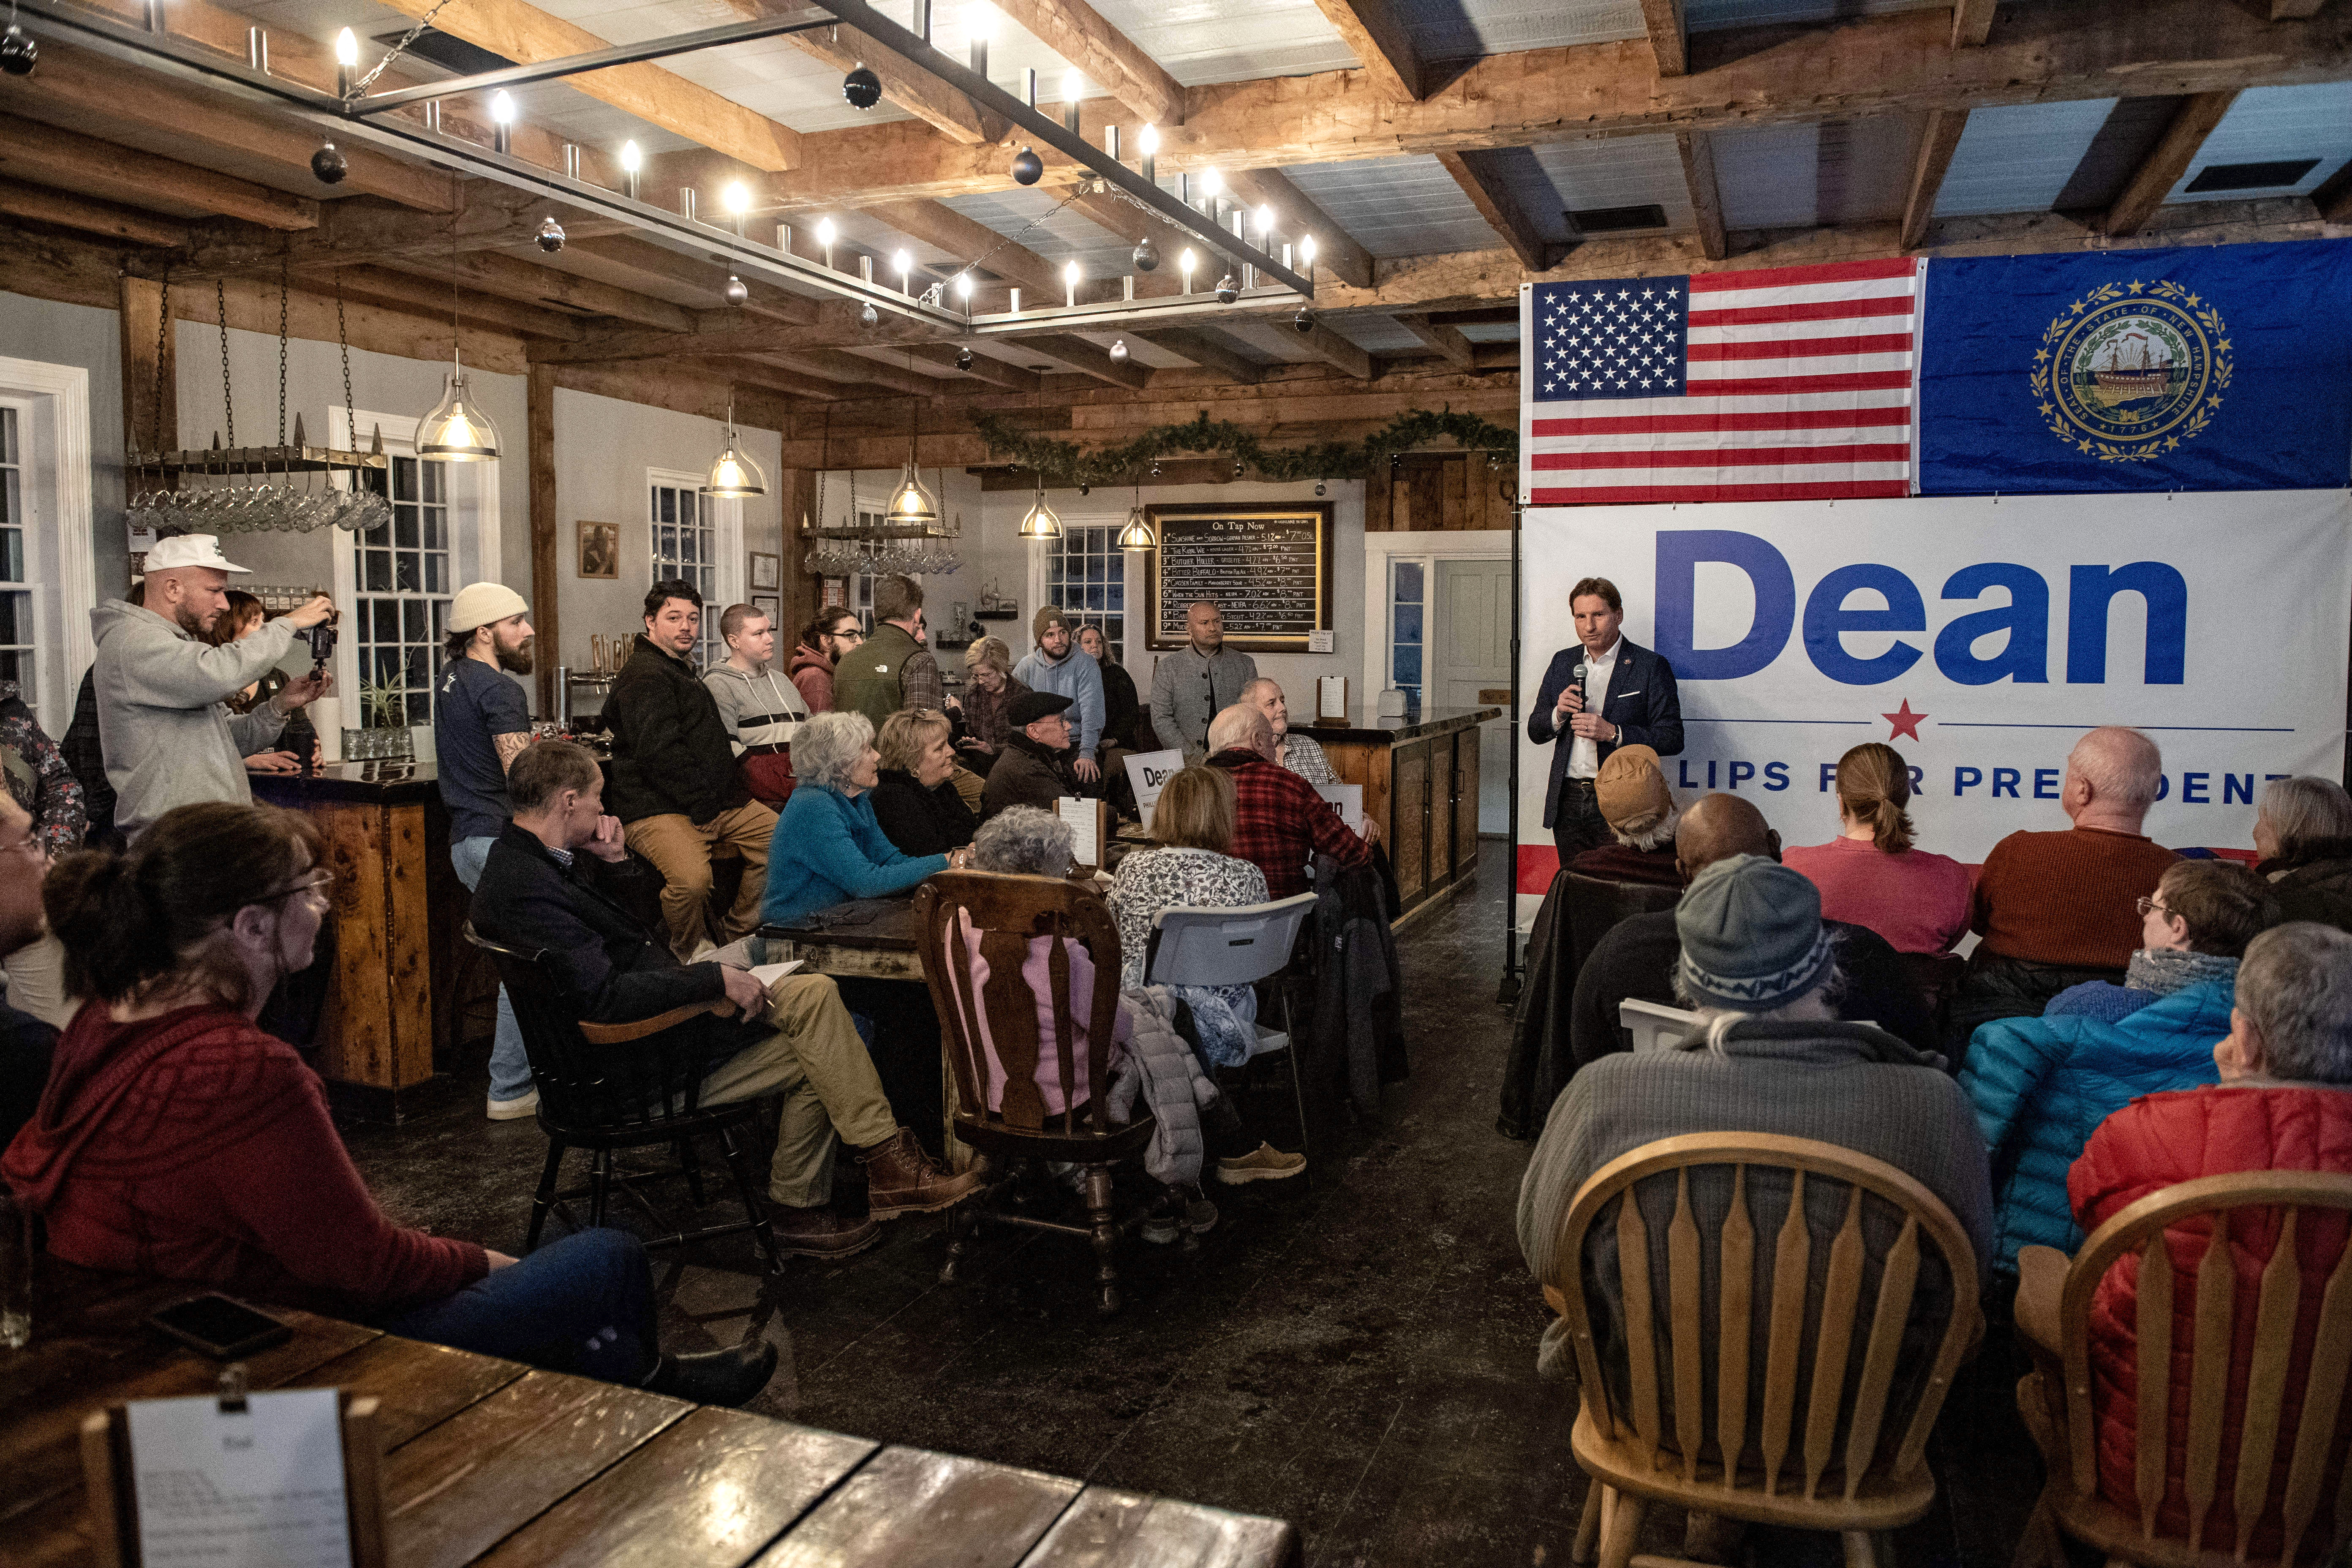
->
<box><xmin>1520</xmin><ymin>256</ymin><xmax>1923</xmax><ymax>504</ymax></box>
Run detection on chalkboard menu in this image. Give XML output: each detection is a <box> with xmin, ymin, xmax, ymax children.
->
<box><xmin>1143</xmin><ymin>504</ymin><xmax>1334</xmax><ymax>651</ymax></box>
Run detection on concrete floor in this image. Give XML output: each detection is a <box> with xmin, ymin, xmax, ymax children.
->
<box><xmin>345</xmin><ymin>860</ymin><xmax>2046</xmax><ymax>1568</ymax></box>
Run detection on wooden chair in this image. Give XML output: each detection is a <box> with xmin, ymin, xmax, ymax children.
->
<box><xmin>913</xmin><ymin>871</ymin><xmax>1158</xmax><ymax>1315</ymax></box>
<box><xmin>1552</xmin><ymin>1132</ymin><xmax>1982</xmax><ymax>1568</ymax></box>
<box><xmin>2011</xmin><ymin>1170</ymin><xmax>2352</xmax><ymax>1568</ymax></box>
<box><xmin>463</xmin><ymin>926</ymin><xmax>783</xmax><ymax>1274</ymax></box>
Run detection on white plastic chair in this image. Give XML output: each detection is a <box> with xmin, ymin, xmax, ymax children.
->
<box><xmin>1143</xmin><ymin>892</ymin><xmax>1320</xmax><ymax>1158</ymax></box>
<box><xmin>1618</xmin><ymin>997</ymin><xmax>1699</xmax><ymax>1054</ymax></box>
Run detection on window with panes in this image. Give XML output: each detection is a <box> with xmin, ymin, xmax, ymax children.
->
<box><xmin>0</xmin><ymin>409</ymin><xmax>26</xmax><ymax>708</ymax></box>
<box><xmin>352</xmin><ymin>454</ymin><xmax>451</xmax><ymax>726</ymax></box>
<box><xmin>650</xmin><ymin>480</ymin><xmax>722</xmax><ymax>668</ymax></box>
<box><xmin>1043</xmin><ymin>525</ymin><xmax>1124</xmax><ymax>661</ymax></box>
<box><xmin>1390</xmin><ymin>559</ymin><xmax>1425</xmax><ymax>706</ymax></box>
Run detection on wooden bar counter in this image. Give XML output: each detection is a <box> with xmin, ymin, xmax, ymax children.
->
<box><xmin>250</xmin><ymin>761</ymin><xmax>460</xmax><ymax>1122</ymax></box>
<box><xmin>1304</xmin><ymin>705</ymin><xmax>1503</xmax><ymax>917</ymax></box>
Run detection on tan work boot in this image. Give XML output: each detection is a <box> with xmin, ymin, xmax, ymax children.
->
<box><xmin>1215</xmin><ymin>1142</ymin><xmax>1307</xmax><ymax>1185</ymax></box>
<box><xmin>855</xmin><ymin>1127</ymin><xmax>985</xmax><ymax>1218</ymax></box>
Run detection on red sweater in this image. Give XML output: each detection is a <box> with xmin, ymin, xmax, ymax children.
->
<box><xmin>1</xmin><ymin>1003</ymin><xmax>485</xmax><ymax>1315</ymax></box>
<box><xmin>1972</xmin><ymin>825</ymin><xmax>2178</xmax><ymax>969</ymax></box>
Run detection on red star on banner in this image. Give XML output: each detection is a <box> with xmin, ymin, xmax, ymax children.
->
<box><xmin>1882</xmin><ymin>700</ymin><xmax>1927</xmax><ymax>742</ymax></box>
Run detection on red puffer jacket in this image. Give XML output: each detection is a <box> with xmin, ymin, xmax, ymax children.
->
<box><xmin>2068</xmin><ymin>1083</ymin><xmax>2352</xmax><ymax>1556</ymax></box>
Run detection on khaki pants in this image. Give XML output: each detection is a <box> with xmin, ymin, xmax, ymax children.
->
<box><xmin>624</xmin><ymin>801</ymin><xmax>777</xmax><ymax>962</ymax></box>
<box><xmin>696</xmin><ymin>972</ymin><xmax>899</xmax><ymax>1208</ymax></box>
<box><xmin>1</xmin><ymin>932</ymin><xmax>75</xmax><ymax>1030</ymax></box>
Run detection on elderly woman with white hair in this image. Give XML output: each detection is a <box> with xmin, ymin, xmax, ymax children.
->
<box><xmin>2251</xmin><ymin>775</ymin><xmax>2352</xmax><ymax>931</ymax></box>
<box><xmin>762</xmin><ymin>710</ymin><xmax>975</xmax><ymax>927</ymax></box>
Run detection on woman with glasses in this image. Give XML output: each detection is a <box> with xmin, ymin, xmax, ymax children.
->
<box><xmin>954</xmin><ymin>637</ymin><xmax>1028</xmax><ymax>777</ymax></box>
<box><xmin>1957</xmin><ymin>859</ymin><xmax>2281</xmax><ymax>1277</ymax></box>
<box><xmin>0</xmin><ymin>800</ymin><xmax>776</xmax><ymax>1407</ymax></box>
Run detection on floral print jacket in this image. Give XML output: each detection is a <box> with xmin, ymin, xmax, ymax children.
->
<box><xmin>0</xmin><ymin>679</ymin><xmax>87</xmax><ymax>855</ymax></box>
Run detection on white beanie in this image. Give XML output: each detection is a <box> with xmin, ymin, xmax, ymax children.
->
<box><xmin>448</xmin><ymin>582</ymin><xmax>528</xmax><ymax>633</ymax></box>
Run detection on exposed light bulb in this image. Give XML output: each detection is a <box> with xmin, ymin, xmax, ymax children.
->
<box><xmin>1060</xmin><ymin>68</ymin><xmax>1083</xmax><ymax>104</ymax></box>
<box><xmin>335</xmin><ymin>27</ymin><xmax>358</xmax><ymax>67</ymax></box>
<box><xmin>620</xmin><ymin>140</ymin><xmax>642</xmax><ymax>173</ymax></box>
<box><xmin>1179</xmin><ymin>248</ymin><xmax>1197</xmax><ymax>280</ymax></box>
<box><xmin>723</xmin><ymin>180</ymin><xmax>749</xmax><ymax>215</ymax></box>
<box><xmin>1138</xmin><ymin>122</ymin><xmax>1159</xmax><ymax>155</ymax></box>
<box><xmin>1255</xmin><ymin>204</ymin><xmax>1274</xmax><ymax>234</ymax></box>
<box><xmin>490</xmin><ymin>90</ymin><xmax>514</xmax><ymax>125</ymax></box>
<box><xmin>1301</xmin><ymin>234</ymin><xmax>1318</xmax><ymax>265</ymax></box>
<box><xmin>815</xmin><ymin>216</ymin><xmax>837</xmax><ymax>248</ymax></box>
<box><xmin>954</xmin><ymin>272</ymin><xmax>973</xmax><ymax>299</ymax></box>
<box><xmin>1062</xmin><ymin>260</ymin><xmax>1081</xmax><ymax>287</ymax></box>
<box><xmin>1200</xmin><ymin>167</ymin><xmax>1222</xmax><ymax>198</ymax></box>
<box><xmin>964</xmin><ymin>1</ymin><xmax>996</xmax><ymax>41</ymax></box>
<box><xmin>893</xmin><ymin>248</ymin><xmax>912</xmax><ymax>275</ymax></box>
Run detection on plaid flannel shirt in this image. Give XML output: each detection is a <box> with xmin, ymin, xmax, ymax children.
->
<box><xmin>1207</xmin><ymin>748</ymin><xmax>1370</xmax><ymax>900</ymax></box>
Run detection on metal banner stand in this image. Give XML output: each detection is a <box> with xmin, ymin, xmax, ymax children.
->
<box><xmin>1496</xmin><ymin>479</ymin><xmax>1524</xmax><ymax>1007</ymax></box>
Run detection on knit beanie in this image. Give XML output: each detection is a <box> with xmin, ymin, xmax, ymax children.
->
<box><xmin>1674</xmin><ymin>854</ymin><xmax>1836</xmax><ymax>1010</ymax></box>
<box><xmin>1033</xmin><ymin>604</ymin><xmax>1071</xmax><ymax>641</ymax></box>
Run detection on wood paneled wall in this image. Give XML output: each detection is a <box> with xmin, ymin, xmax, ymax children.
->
<box><xmin>1364</xmin><ymin>453</ymin><xmax>1514</xmax><ymax>532</ymax></box>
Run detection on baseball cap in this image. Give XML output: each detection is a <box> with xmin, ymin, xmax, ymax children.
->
<box><xmin>1596</xmin><ymin>744</ymin><xmax>1672</xmax><ymax>831</ymax></box>
<box><xmin>449</xmin><ymin>582</ymin><xmax>529</xmax><ymax>634</ymax></box>
<box><xmin>144</xmin><ymin>534</ymin><xmax>250</xmax><ymax>574</ymax></box>
<box><xmin>1007</xmin><ymin>690</ymin><xmax>1074</xmax><ymax>728</ymax></box>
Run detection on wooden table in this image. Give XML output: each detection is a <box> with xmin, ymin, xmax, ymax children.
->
<box><xmin>1303</xmin><ymin>705</ymin><xmax>1502</xmax><ymax>917</ymax></box>
<box><xmin>2</xmin><ymin>1265</ymin><xmax>1300</xmax><ymax>1568</ymax></box>
<box><xmin>759</xmin><ymin>897</ymin><xmax>925</xmax><ymax>983</ymax></box>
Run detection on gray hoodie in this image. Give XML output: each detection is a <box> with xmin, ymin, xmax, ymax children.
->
<box><xmin>700</xmin><ymin>662</ymin><xmax>807</xmax><ymax>754</ymax></box>
<box><xmin>91</xmin><ymin>598</ymin><xmax>297</xmax><ymax>841</ymax></box>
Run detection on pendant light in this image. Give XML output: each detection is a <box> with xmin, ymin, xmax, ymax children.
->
<box><xmin>1017</xmin><ymin>474</ymin><xmax>1062</xmax><ymax>541</ymax></box>
<box><xmin>415</xmin><ymin>172</ymin><xmax>502</xmax><ymax>462</ymax></box>
<box><xmin>700</xmin><ymin>395</ymin><xmax>766</xmax><ymax>498</ymax></box>
<box><xmin>1116</xmin><ymin>478</ymin><xmax>1154</xmax><ymax>552</ymax></box>
<box><xmin>882</xmin><ymin>356</ymin><xmax>939</xmax><ymax>528</ymax></box>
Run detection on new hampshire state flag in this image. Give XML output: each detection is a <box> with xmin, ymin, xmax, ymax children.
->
<box><xmin>1918</xmin><ymin>238</ymin><xmax>2352</xmax><ymax>494</ymax></box>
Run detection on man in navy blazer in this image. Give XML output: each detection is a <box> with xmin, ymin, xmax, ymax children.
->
<box><xmin>1527</xmin><ymin>577</ymin><xmax>1684</xmax><ymax>865</ymax></box>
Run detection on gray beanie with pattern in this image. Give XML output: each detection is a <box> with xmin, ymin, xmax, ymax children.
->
<box><xmin>1674</xmin><ymin>854</ymin><xmax>1836</xmax><ymax>1011</ymax></box>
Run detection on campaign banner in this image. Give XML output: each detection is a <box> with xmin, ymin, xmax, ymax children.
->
<box><xmin>1918</xmin><ymin>239</ymin><xmax>2352</xmax><ymax>495</ymax></box>
<box><xmin>1514</xmin><ymin>490</ymin><xmax>2352</xmax><ymax>926</ymax></box>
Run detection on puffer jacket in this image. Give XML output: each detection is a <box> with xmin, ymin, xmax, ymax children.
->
<box><xmin>1108</xmin><ymin>986</ymin><xmax>1214</xmax><ymax>1187</ymax></box>
<box><xmin>2069</xmin><ymin>1082</ymin><xmax>2352</xmax><ymax>1557</ymax></box>
<box><xmin>1962</xmin><ymin>980</ymin><xmax>2231</xmax><ymax>1272</ymax></box>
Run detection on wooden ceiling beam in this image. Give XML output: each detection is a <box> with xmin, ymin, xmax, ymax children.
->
<box><xmin>1638</xmin><ymin>0</ymin><xmax>1688</xmax><ymax>76</ymax></box>
<box><xmin>176</xmin><ymin>188</ymin><xmax>634</xmax><ymax>283</ymax></box>
<box><xmin>1435</xmin><ymin>150</ymin><xmax>1559</xmax><ymax>272</ymax></box>
<box><xmin>896</xmin><ymin>343</ymin><xmax>1043</xmax><ymax>391</ymax></box>
<box><xmin>1951</xmin><ymin>0</ymin><xmax>1999</xmax><ymax>46</ymax></box>
<box><xmin>1021</xmin><ymin>334</ymin><xmax>1156</xmax><ymax>389</ymax></box>
<box><xmin>1676</xmin><ymin>131</ymin><xmax>1726</xmax><ymax>261</ymax></box>
<box><xmin>1218</xmin><ymin>168</ymin><xmax>1375</xmax><ymax>289</ymax></box>
<box><xmin>1135</xmin><ymin>328</ymin><xmax>1266</xmax><ymax>384</ymax></box>
<box><xmin>1390</xmin><ymin>314</ymin><xmax>1473</xmax><ymax>369</ymax></box>
<box><xmin>0</xmin><ymin>113</ymin><xmax>317</xmax><ymax>231</ymax></box>
<box><xmin>988</xmin><ymin>0</ymin><xmax>1185</xmax><ymax>127</ymax></box>
<box><xmin>1291</xmin><ymin>318</ymin><xmax>1375</xmax><ymax>380</ymax></box>
<box><xmin>370</xmin><ymin>0</ymin><xmax>803</xmax><ymax>172</ymax></box>
<box><xmin>335</xmin><ymin>265</ymin><xmax>586</xmax><ymax>340</ymax></box>
<box><xmin>557</xmin><ymin>235</ymin><xmax>818</xmax><ymax>323</ymax></box>
<box><xmin>5</xmin><ymin>40</ymin><xmax>449</xmax><ymax>210</ymax></box>
<box><xmin>533</xmin><ymin>300</ymin><xmax>940</xmax><ymax>365</ymax></box>
<box><xmin>1304</xmin><ymin>0</ymin><xmax>1425</xmax><ymax>101</ymax></box>
<box><xmin>765</xmin><ymin>0</ymin><xmax>2352</xmax><ymax>206</ymax></box>
<box><xmin>772</xmin><ymin>348</ymin><xmax>946</xmax><ymax>398</ymax></box>
<box><xmin>0</xmin><ymin>180</ymin><xmax>188</xmax><ymax>247</ymax></box>
<box><xmin>1900</xmin><ymin>109</ymin><xmax>1969</xmax><ymax>250</ymax></box>
<box><xmin>2102</xmin><ymin>90</ymin><xmax>2238</xmax><ymax>235</ymax></box>
<box><xmin>862</xmin><ymin>199</ymin><xmax>1067</xmax><ymax>295</ymax></box>
<box><xmin>554</xmin><ymin>361</ymin><xmax>807</xmax><ymax>426</ymax></box>
<box><xmin>380</xmin><ymin>250</ymin><xmax>698</xmax><ymax>332</ymax></box>
<box><xmin>720</xmin><ymin>0</ymin><xmax>997</xmax><ymax>145</ymax></box>
<box><xmin>2237</xmin><ymin>0</ymin><xmax>2329</xmax><ymax>19</ymax></box>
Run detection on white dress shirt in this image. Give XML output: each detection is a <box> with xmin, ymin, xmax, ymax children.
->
<box><xmin>1565</xmin><ymin>637</ymin><xmax>1620</xmax><ymax>779</ymax></box>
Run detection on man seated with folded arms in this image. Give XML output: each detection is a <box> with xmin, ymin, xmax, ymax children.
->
<box><xmin>1950</xmin><ymin>725</ymin><xmax>2177</xmax><ymax>1046</ymax></box>
<box><xmin>2017</xmin><ymin>923</ymin><xmax>2352</xmax><ymax>1552</ymax></box>
<box><xmin>1520</xmin><ymin>853</ymin><xmax>1993</xmax><ymax>1381</ymax></box>
<box><xmin>1565</xmin><ymin>744</ymin><xmax>1680</xmax><ymax>888</ymax></box>
<box><xmin>471</xmin><ymin>741</ymin><xmax>980</xmax><ymax>1256</ymax></box>
<box><xmin>1962</xmin><ymin>860</ymin><xmax>2278</xmax><ymax>1278</ymax></box>
<box><xmin>1567</xmin><ymin>793</ymin><xmax>1935</xmax><ymax>1070</ymax></box>
<box><xmin>1204</xmin><ymin>703</ymin><xmax>1377</xmax><ymax>901</ymax></box>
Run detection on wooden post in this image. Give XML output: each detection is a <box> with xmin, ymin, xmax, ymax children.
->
<box><xmin>119</xmin><ymin>273</ymin><xmax>176</xmax><ymax>461</ymax></box>
<box><xmin>780</xmin><ymin>465</ymin><xmax>819</xmax><ymax>648</ymax></box>
<box><xmin>527</xmin><ymin>362</ymin><xmax>559</xmax><ymax>718</ymax></box>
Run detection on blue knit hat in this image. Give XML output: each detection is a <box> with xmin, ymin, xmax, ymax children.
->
<box><xmin>1675</xmin><ymin>854</ymin><xmax>1836</xmax><ymax>1010</ymax></box>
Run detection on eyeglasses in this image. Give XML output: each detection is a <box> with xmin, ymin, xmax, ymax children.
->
<box><xmin>2136</xmin><ymin>896</ymin><xmax>2172</xmax><ymax>918</ymax></box>
<box><xmin>0</xmin><ymin>831</ymin><xmax>44</xmax><ymax>863</ymax></box>
<box><xmin>256</xmin><ymin>869</ymin><xmax>335</xmax><ymax>908</ymax></box>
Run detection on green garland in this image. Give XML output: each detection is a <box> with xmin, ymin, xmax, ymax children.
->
<box><xmin>969</xmin><ymin>407</ymin><xmax>1516</xmax><ymax>488</ymax></box>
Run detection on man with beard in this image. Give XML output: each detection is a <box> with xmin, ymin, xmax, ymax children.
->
<box><xmin>436</xmin><ymin>581</ymin><xmax>541</xmax><ymax>1117</ymax></box>
<box><xmin>91</xmin><ymin>534</ymin><xmax>335</xmax><ymax>842</ymax></box>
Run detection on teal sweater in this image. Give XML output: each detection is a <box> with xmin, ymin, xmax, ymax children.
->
<box><xmin>762</xmin><ymin>784</ymin><xmax>947</xmax><ymax>926</ymax></box>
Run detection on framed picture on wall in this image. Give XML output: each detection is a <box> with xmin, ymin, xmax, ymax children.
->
<box><xmin>577</xmin><ymin>521</ymin><xmax>620</xmax><ymax>579</ymax></box>
<box><xmin>749</xmin><ymin>550</ymin><xmax>780</xmax><ymax>591</ymax></box>
<box><xmin>751</xmin><ymin>594</ymin><xmax>781</xmax><ymax>625</ymax></box>
<box><xmin>822</xmin><ymin>577</ymin><xmax>848</xmax><ymax>610</ymax></box>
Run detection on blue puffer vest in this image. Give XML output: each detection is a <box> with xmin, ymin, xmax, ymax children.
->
<box><xmin>1960</xmin><ymin>978</ymin><xmax>2233</xmax><ymax>1272</ymax></box>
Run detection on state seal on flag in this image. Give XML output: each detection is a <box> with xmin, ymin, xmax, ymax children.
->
<box><xmin>2029</xmin><ymin>280</ymin><xmax>2232</xmax><ymax>463</ymax></box>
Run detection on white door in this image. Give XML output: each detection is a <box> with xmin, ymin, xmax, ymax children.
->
<box><xmin>1433</xmin><ymin>558</ymin><xmax>1513</xmax><ymax>834</ymax></box>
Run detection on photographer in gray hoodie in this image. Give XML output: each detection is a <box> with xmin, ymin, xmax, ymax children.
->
<box><xmin>93</xmin><ymin>534</ymin><xmax>335</xmax><ymax>841</ymax></box>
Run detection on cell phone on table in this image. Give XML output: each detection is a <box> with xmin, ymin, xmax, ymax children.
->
<box><xmin>148</xmin><ymin>1293</ymin><xmax>294</xmax><ymax>1360</ymax></box>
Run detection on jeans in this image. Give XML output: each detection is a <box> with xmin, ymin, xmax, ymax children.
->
<box><xmin>450</xmin><ymin>835</ymin><xmax>532</xmax><ymax>1101</ymax></box>
<box><xmin>1550</xmin><ymin>777</ymin><xmax>1608</xmax><ymax>868</ymax></box>
<box><xmin>377</xmin><ymin>1228</ymin><xmax>656</xmax><ymax>1385</ymax></box>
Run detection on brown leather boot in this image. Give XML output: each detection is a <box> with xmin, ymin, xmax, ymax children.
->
<box><xmin>769</xmin><ymin>1203</ymin><xmax>880</xmax><ymax>1258</ymax></box>
<box><xmin>856</xmin><ymin>1127</ymin><xmax>985</xmax><ymax>1218</ymax></box>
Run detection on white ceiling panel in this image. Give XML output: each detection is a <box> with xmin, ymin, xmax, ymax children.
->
<box><xmin>939</xmin><ymin>189</ymin><xmax>1135</xmax><ymax>278</ymax></box>
<box><xmin>1394</xmin><ymin>0</ymin><xmax>1644</xmax><ymax>63</ymax></box>
<box><xmin>1530</xmin><ymin>135</ymin><xmax>1696</xmax><ymax>230</ymax></box>
<box><xmin>2166</xmin><ymin>82</ymin><xmax>2352</xmax><ymax>205</ymax></box>
<box><xmin>1077</xmin><ymin>0</ymin><xmax>1358</xmax><ymax>85</ymax></box>
<box><xmin>1277</xmin><ymin>155</ymin><xmax>1505</xmax><ymax>259</ymax></box>
<box><xmin>1710</xmin><ymin>117</ymin><xmax>1913</xmax><ymax>231</ymax></box>
<box><xmin>1934</xmin><ymin>99</ymin><xmax>2116</xmax><ymax>218</ymax></box>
